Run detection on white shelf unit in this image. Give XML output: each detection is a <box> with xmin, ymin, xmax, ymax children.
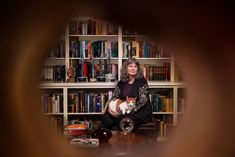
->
<box><xmin>39</xmin><ymin>17</ymin><xmax>186</xmax><ymax>131</ymax></box>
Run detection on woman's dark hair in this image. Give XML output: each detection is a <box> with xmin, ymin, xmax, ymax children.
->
<box><xmin>120</xmin><ymin>58</ymin><xmax>144</xmax><ymax>82</ymax></box>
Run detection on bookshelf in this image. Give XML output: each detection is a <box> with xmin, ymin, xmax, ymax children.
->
<box><xmin>39</xmin><ymin>17</ymin><xmax>186</xmax><ymax>140</ymax></box>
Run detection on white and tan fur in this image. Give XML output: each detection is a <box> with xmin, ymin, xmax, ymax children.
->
<box><xmin>108</xmin><ymin>96</ymin><xmax>136</xmax><ymax>115</ymax></box>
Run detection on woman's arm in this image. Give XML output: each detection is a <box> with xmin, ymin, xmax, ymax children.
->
<box><xmin>111</xmin><ymin>83</ymin><xmax>121</xmax><ymax>100</ymax></box>
<box><xmin>134</xmin><ymin>79</ymin><xmax>149</xmax><ymax>112</ymax></box>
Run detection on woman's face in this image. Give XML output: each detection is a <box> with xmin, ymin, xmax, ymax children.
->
<box><xmin>127</xmin><ymin>62</ymin><xmax>138</xmax><ymax>77</ymax></box>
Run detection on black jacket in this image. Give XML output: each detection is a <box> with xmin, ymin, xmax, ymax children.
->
<box><xmin>111</xmin><ymin>78</ymin><xmax>152</xmax><ymax>122</ymax></box>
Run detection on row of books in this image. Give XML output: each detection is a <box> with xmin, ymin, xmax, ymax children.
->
<box><xmin>42</xmin><ymin>93</ymin><xmax>63</xmax><ymax>113</ymax></box>
<box><xmin>123</xmin><ymin>41</ymin><xmax>171</xmax><ymax>58</ymax></box>
<box><xmin>47</xmin><ymin>39</ymin><xmax>171</xmax><ymax>59</ymax></box>
<box><xmin>49</xmin><ymin>39</ymin><xmax>65</xmax><ymax>58</ymax></box>
<box><xmin>68</xmin><ymin>92</ymin><xmax>112</xmax><ymax>113</ymax></box>
<box><xmin>41</xmin><ymin>92</ymin><xmax>177</xmax><ymax>114</ymax></box>
<box><xmin>143</xmin><ymin>63</ymin><xmax>170</xmax><ymax>81</ymax></box>
<box><xmin>40</xmin><ymin>65</ymin><xmax>66</xmax><ymax>82</ymax></box>
<box><xmin>68</xmin><ymin>61</ymin><xmax>118</xmax><ymax>82</ymax></box>
<box><xmin>150</xmin><ymin>94</ymin><xmax>173</xmax><ymax>112</ymax></box>
<box><xmin>40</xmin><ymin>64</ymin><xmax>172</xmax><ymax>82</ymax></box>
<box><xmin>69</xmin><ymin>40</ymin><xmax>118</xmax><ymax>58</ymax></box>
<box><xmin>69</xmin><ymin>18</ymin><xmax>118</xmax><ymax>35</ymax></box>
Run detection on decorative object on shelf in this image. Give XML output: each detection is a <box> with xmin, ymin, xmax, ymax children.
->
<box><xmin>119</xmin><ymin>117</ymin><xmax>134</xmax><ymax>135</ymax></box>
<box><xmin>96</xmin><ymin>50</ymin><xmax>106</xmax><ymax>82</ymax></box>
<box><xmin>77</xmin><ymin>51</ymin><xmax>87</xmax><ymax>82</ymax></box>
<box><xmin>67</xmin><ymin>61</ymin><xmax>76</xmax><ymax>82</ymax></box>
<box><xmin>90</xmin><ymin>52</ymin><xmax>97</xmax><ymax>82</ymax></box>
<box><xmin>91</xmin><ymin>127</ymin><xmax>112</xmax><ymax>142</ymax></box>
<box><xmin>105</xmin><ymin>50</ymin><xmax>115</xmax><ymax>82</ymax></box>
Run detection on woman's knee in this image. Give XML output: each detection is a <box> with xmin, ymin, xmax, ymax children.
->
<box><xmin>102</xmin><ymin>113</ymin><xmax>115</xmax><ymax>126</ymax></box>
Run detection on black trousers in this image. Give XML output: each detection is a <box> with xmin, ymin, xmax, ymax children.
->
<box><xmin>102</xmin><ymin>112</ymin><xmax>144</xmax><ymax>131</ymax></box>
